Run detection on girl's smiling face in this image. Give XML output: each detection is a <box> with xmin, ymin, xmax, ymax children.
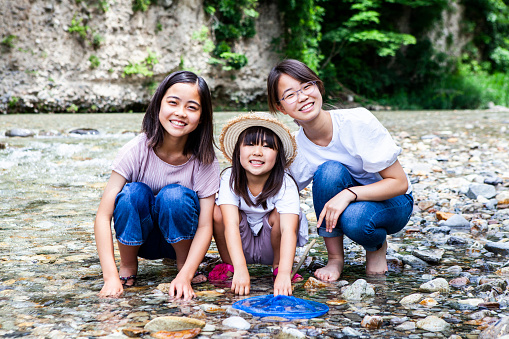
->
<box><xmin>239</xmin><ymin>139</ymin><xmax>278</xmax><ymax>180</ymax></box>
<box><xmin>159</xmin><ymin>83</ymin><xmax>201</xmax><ymax>140</ymax></box>
<box><xmin>276</xmin><ymin>73</ymin><xmax>323</xmax><ymax>123</ymax></box>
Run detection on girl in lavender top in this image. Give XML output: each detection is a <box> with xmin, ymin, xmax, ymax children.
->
<box><xmin>94</xmin><ymin>71</ymin><xmax>219</xmax><ymax>300</ymax></box>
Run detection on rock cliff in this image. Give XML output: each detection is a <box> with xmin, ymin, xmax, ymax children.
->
<box><xmin>0</xmin><ymin>0</ymin><xmax>282</xmax><ymax>113</ymax></box>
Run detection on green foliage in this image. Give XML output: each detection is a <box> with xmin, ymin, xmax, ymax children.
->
<box><xmin>8</xmin><ymin>97</ymin><xmax>19</xmax><ymax>108</ymax></box>
<box><xmin>132</xmin><ymin>0</ymin><xmax>156</xmax><ymax>12</ymax></box>
<box><xmin>156</xmin><ymin>22</ymin><xmax>163</xmax><ymax>33</ymax></box>
<box><xmin>67</xmin><ymin>104</ymin><xmax>79</xmax><ymax>113</ymax></box>
<box><xmin>122</xmin><ymin>50</ymin><xmax>159</xmax><ymax>77</ymax></box>
<box><xmin>1</xmin><ymin>35</ymin><xmax>17</xmax><ymax>48</ymax></box>
<box><xmin>89</xmin><ymin>55</ymin><xmax>100</xmax><ymax>69</ymax></box>
<box><xmin>204</xmin><ymin>0</ymin><xmax>259</xmax><ymax>70</ymax></box>
<box><xmin>92</xmin><ymin>33</ymin><xmax>104</xmax><ymax>49</ymax></box>
<box><xmin>192</xmin><ymin>26</ymin><xmax>215</xmax><ymax>53</ymax></box>
<box><xmin>68</xmin><ymin>16</ymin><xmax>90</xmax><ymax>39</ymax></box>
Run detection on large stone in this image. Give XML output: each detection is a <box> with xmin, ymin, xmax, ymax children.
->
<box><xmin>416</xmin><ymin>316</ymin><xmax>450</xmax><ymax>332</ymax></box>
<box><xmin>5</xmin><ymin>128</ymin><xmax>35</xmax><ymax>137</ymax></box>
<box><xmin>466</xmin><ymin>184</ymin><xmax>497</xmax><ymax>199</ymax></box>
<box><xmin>479</xmin><ymin>317</ymin><xmax>509</xmax><ymax>339</ymax></box>
<box><xmin>341</xmin><ymin>279</ymin><xmax>375</xmax><ymax>300</ymax></box>
<box><xmin>485</xmin><ymin>242</ymin><xmax>509</xmax><ymax>256</ymax></box>
<box><xmin>222</xmin><ymin>316</ymin><xmax>250</xmax><ymax>330</ymax></box>
<box><xmin>144</xmin><ymin>316</ymin><xmax>205</xmax><ymax>332</ymax></box>
<box><xmin>419</xmin><ymin>278</ymin><xmax>450</xmax><ymax>293</ymax></box>
<box><xmin>412</xmin><ymin>249</ymin><xmax>444</xmax><ymax>264</ymax></box>
<box><xmin>440</xmin><ymin>214</ymin><xmax>470</xmax><ymax>228</ymax></box>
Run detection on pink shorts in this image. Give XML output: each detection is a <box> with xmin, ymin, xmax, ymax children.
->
<box><xmin>239</xmin><ymin>211</ymin><xmax>274</xmax><ymax>265</ymax></box>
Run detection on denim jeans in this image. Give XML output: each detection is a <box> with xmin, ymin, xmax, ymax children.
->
<box><xmin>113</xmin><ymin>182</ymin><xmax>200</xmax><ymax>259</ymax></box>
<box><xmin>312</xmin><ymin>161</ymin><xmax>413</xmax><ymax>251</ymax></box>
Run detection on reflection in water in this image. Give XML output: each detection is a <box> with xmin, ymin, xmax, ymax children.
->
<box><xmin>0</xmin><ymin>111</ymin><xmax>508</xmax><ymax>337</ymax></box>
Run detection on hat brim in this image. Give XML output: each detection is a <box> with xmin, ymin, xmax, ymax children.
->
<box><xmin>219</xmin><ymin>113</ymin><xmax>297</xmax><ymax>167</ymax></box>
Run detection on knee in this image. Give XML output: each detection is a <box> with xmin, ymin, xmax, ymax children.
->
<box><xmin>157</xmin><ymin>184</ymin><xmax>198</xmax><ymax>207</ymax></box>
<box><xmin>116</xmin><ymin>182</ymin><xmax>153</xmax><ymax>210</ymax></box>
<box><xmin>314</xmin><ymin>161</ymin><xmax>349</xmax><ymax>186</ymax></box>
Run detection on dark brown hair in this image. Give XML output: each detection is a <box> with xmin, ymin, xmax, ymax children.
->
<box><xmin>142</xmin><ymin>71</ymin><xmax>215</xmax><ymax>164</ymax></box>
<box><xmin>267</xmin><ymin>59</ymin><xmax>325</xmax><ymax>114</ymax></box>
<box><xmin>230</xmin><ymin>126</ymin><xmax>286</xmax><ymax>209</ymax></box>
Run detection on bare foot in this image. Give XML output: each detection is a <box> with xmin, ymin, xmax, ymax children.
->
<box><xmin>365</xmin><ymin>241</ymin><xmax>388</xmax><ymax>275</ymax></box>
<box><xmin>314</xmin><ymin>258</ymin><xmax>344</xmax><ymax>282</ymax></box>
<box><xmin>191</xmin><ymin>273</ymin><xmax>207</xmax><ymax>284</ymax></box>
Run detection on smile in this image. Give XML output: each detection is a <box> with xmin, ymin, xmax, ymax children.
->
<box><xmin>300</xmin><ymin>102</ymin><xmax>314</xmax><ymax>111</ymax></box>
<box><xmin>250</xmin><ymin>160</ymin><xmax>264</xmax><ymax>166</ymax></box>
<box><xmin>170</xmin><ymin>120</ymin><xmax>187</xmax><ymax>127</ymax></box>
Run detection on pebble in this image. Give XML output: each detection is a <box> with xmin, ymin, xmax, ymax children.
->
<box><xmin>222</xmin><ymin>316</ymin><xmax>251</xmax><ymax>330</ymax></box>
<box><xmin>341</xmin><ymin>279</ymin><xmax>375</xmax><ymax>300</ymax></box>
<box><xmin>416</xmin><ymin>316</ymin><xmax>450</xmax><ymax>332</ymax></box>
<box><xmin>419</xmin><ymin>278</ymin><xmax>450</xmax><ymax>293</ymax></box>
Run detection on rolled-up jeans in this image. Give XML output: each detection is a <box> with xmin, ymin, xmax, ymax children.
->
<box><xmin>113</xmin><ymin>182</ymin><xmax>200</xmax><ymax>259</ymax></box>
<box><xmin>312</xmin><ymin>161</ymin><xmax>413</xmax><ymax>251</ymax></box>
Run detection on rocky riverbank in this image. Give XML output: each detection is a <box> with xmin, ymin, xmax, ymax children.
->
<box><xmin>0</xmin><ymin>110</ymin><xmax>508</xmax><ymax>338</ymax></box>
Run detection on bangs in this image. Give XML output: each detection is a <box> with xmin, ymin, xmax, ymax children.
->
<box><xmin>241</xmin><ymin>126</ymin><xmax>279</xmax><ymax>150</ymax></box>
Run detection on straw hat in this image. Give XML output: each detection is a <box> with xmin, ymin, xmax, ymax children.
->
<box><xmin>219</xmin><ymin>112</ymin><xmax>297</xmax><ymax>166</ymax></box>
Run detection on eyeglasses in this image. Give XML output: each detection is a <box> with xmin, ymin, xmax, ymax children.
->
<box><xmin>279</xmin><ymin>81</ymin><xmax>317</xmax><ymax>104</ymax></box>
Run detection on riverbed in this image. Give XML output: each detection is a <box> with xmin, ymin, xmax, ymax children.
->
<box><xmin>0</xmin><ymin>110</ymin><xmax>508</xmax><ymax>338</ymax></box>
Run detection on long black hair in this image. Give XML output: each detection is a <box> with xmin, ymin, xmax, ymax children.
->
<box><xmin>142</xmin><ymin>71</ymin><xmax>215</xmax><ymax>164</ymax></box>
<box><xmin>230</xmin><ymin>126</ymin><xmax>286</xmax><ymax>209</ymax></box>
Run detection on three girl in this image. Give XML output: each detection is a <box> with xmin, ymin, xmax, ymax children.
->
<box><xmin>94</xmin><ymin>71</ymin><xmax>219</xmax><ymax>300</ymax></box>
<box><xmin>267</xmin><ymin>59</ymin><xmax>413</xmax><ymax>281</ymax></box>
<box><xmin>210</xmin><ymin>113</ymin><xmax>308</xmax><ymax>296</ymax></box>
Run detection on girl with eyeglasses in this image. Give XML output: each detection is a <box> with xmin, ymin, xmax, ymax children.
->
<box><xmin>267</xmin><ymin>59</ymin><xmax>413</xmax><ymax>281</ymax></box>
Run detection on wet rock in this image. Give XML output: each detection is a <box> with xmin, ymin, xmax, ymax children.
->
<box><xmin>439</xmin><ymin>214</ymin><xmax>470</xmax><ymax>227</ymax></box>
<box><xmin>400</xmin><ymin>293</ymin><xmax>423</xmax><ymax>305</ymax></box>
<box><xmin>449</xmin><ymin>276</ymin><xmax>469</xmax><ymax>288</ymax></box>
<box><xmin>419</xmin><ymin>298</ymin><xmax>438</xmax><ymax>307</ymax></box>
<box><xmin>276</xmin><ymin>327</ymin><xmax>306</xmax><ymax>339</ymax></box>
<box><xmin>418</xmin><ymin>200</ymin><xmax>435</xmax><ymax>211</ymax></box>
<box><xmin>447</xmin><ymin>236</ymin><xmax>469</xmax><ymax>245</ymax></box>
<box><xmin>341</xmin><ymin>279</ymin><xmax>375</xmax><ymax>300</ymax></box>
<box><xmin>479</xmin><ymin>316</ymin><xmax>509</xmax><ymax>339</ymax></box>
<box><xmin>144</xmin><ymin>317</ymin><xmax>205</xmax><ymax>332</ymax></box>
<box><xmin>199</xmin><ymin>304</ymin><xmax>226</xmax><ymax>314</ymax></box>
<box><xmin>342</xmin><ymin>327</ymin><xmax>362</xmax><ymax>337</ymax></box>
<box><xmin>393</xmin><ymin>254</ymin><xmax>428</xmax><ymax>269</ymax></box>
<box><xmin>151</xmin><ymin>328</ymin><xmax>201</xmax><ymax>339</ymax></box>
<box><xmin>395</xmin><ymin>321</ymin><xmax>416</xmax><ymax>331</ymax></box>
<box><xmin>412</xmin><ymin>249</ymin><xmax>444</xmax><ymax>264</ymax></box>
<box><xmin>5</xmin><ymin>128</ymin><xmax>35</xmax><ymax>137</ymax></box>
<box><xmin>485</xmin><ymin>241</ymin><xmax>509</xmax><ymax>256</ymax></box>
<box><xmin>118</xmin><ymin>328</ymin><xmax>148</xmax><ymax>338</ymax></box>
<box><xmin>222</xmin><ymin>316</ymin><xmax>250</xmax><ymax>330</ymax></box>
<box><xmin>446</xmin><ymin>265</ymin><xmax>463</xmax><ymax>275</ymax></box>
<box><xmin>361</xmin><ymin>315</ymin><xmax>382</xmax><ymax>329</ymax></box>
<box><xmin>416</xmin><ymin>316</ymin><xmax>450</xmax><ymax>332</ymax></box>
<box><xmin>69</xmin><ymin>128</ymin><xmax>100</xmax><ymax>135</ymax></box>
<box><xmin>303</xmin><ymin>277</ymin><xmax>334</xmax><ymax>289</ymax></box>
<box><xmin>436</xmin><ymin>211</ymin><xmax>454</xmax><ymax>220</ymax></box>
<box><xmin>497</xmin><ymin>192</ymin><xmax>509</xmax><ymax>205</ymax></box>
<box><xmin>466</xmin><ymin>184</ymin><xmax>497</xmax><ymax>200</ymax></box>
<box><xmin>419</xmin><ymin>278</ymin><xmax>450</xmax><ymax>293</ymax></box>
<box><xmin>0</xmin><ymin>142</ymin><xmax>6</xmax><ymax>149</ymax></box>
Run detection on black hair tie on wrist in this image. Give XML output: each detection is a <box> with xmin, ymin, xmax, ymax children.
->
<box><xmin>345</xmin><ymin>187</ymin><xmax>357</xmax><ymax>202</ymax></box>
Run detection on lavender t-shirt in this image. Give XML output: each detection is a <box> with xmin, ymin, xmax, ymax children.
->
<box><xmin>111</xmin><ymin>134</ymin><xmax>220</xmax><ymax>197</ymax></box>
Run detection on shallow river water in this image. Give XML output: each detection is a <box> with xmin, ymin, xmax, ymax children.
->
<box><xmin>1</xmin><ymin>110</ymin><xmax>509</xmax><ymax>338</ymax></box>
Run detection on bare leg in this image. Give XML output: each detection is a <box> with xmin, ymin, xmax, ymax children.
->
<box><xmin>117</xmin><ymin>242</ymin><xmax>140</xmax><ymax>286</ymax></box>
<box><xmin>212</xmin><ymin>205</ymin><xmax>233</xmax><ymax>265</ymax></box>
<box><xmin>365</xmin><ymin>240</ymin><xmax>388</xmax><ymax>275</ymax></box>
<box><xmin>171</xmin><ymin>239</ymin><xmax>207</xmax><ymax>284</ymax></box>
<box><xmin>268</xmin><ymin>208</ymin><xmax>281</xmax><ymax>271</ymax></box>
<box><xmin>314</xmin><ymin>236</ymin><xmax>344</xmax><ymax>282</ymax></box>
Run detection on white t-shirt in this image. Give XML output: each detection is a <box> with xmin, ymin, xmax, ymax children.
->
<box><xmin>216</xmin><ymin>168</ymin><xmax>308</xmax><ymax>247</ymax></box>
<box><xmin>289</xmin><ymin>107</ymin><xmax>412</xmax><ymax>194</ymax></box>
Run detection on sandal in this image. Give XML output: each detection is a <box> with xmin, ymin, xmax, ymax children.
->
<box><xmin>119</xmin><ymin>275</ymin><xmax>137</xmax><ymax>287</ymax></box>
<box><xmin>273</xmin><ymin>268</ymin><xmax>302</xmax><ymax>283</ymax></box>
<box><xmin>208</xmin><ymin>263</ymin><xmax>234</xmax><ymax>281</ymax></box>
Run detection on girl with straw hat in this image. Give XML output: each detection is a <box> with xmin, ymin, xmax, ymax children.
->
<box><xmin>209</xmin><ymin>112</ymin><xmax>308</xmax><ymax>296</ymax></box>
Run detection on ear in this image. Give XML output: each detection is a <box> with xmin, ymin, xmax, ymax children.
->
<box><xmin>276</xmin><ymin>103</ymin><xmax>287</xmax><ymax>115</ymax></box>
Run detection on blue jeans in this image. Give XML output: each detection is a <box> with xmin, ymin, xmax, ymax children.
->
<box><xmin>313</xmin><ymin>161</ymin><xmax>413</xmax><ymax>251</ymax></box>
<box><xmin>113</xmin><ymin>182</ymin><xmax>200</xmax><ymax>260</ymax></box>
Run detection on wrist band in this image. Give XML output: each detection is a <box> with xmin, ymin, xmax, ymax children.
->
<box><xmin>345</xmin><ymin>187</ymin><xmax>357</xmax><ymax>202</ymax></box>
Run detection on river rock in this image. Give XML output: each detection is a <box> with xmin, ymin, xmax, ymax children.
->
<box><xmin>144</xmin><ymin>316</ymin><xmax>205</xmax><ymax>332</ymax></box>
<box><xmin>412</xmin><ymin>249</ymin><xmax>444</xmax><ymax>264</ymax></box>
<box><xmin>341</xmin><ymin>279</ymin><xmax>375</xmax><ymax>300</ymax></box>
<box><xmin>497</xmin><ymin>192</ymin><xmax>509</xmax><ymax>205</ymax></box>
<box><xmin>440</xmin><ymin>214</ymin><xmax>470</xmax><ymax>227</ymax></box>
<box><xmin>395</xmin><ymin>321</ymin><xmax>416</xmax><ymax>331</ymax></box>
<box><xmin>361</xmin><ymin>315</ymin><xmax>382</xmax><ymax>329</ymax></box>
<box><xmin>479</xmin><ymin>316</ymin><xmax>509</xmax><ymax>339</ymax></box>
<box><xmin>222</xmin><ymin>316</ymin><xmax>250</xmax><ymax>330</ymax></box>
<box><xmin>400</xmin><ymin>293</ymin><xmax>423</xmax><ymax>305</ymax></box>
<box><xmin>150</xmin><ymin>328</ymin><xmax>201</xmax><ymax>339</ymax></box>
<box><xmin>485</xmin><ymin>241</ymin><xmax>509</xmax><ymax>256</ymax></box>
<box><xmin>449</xmin><ymin>276</ymin><xmax>469</xmax><ymax>288</ymax></box>
<box><xmin>466</xmin><ymin>184</ymin><xmax>497</xmax><ymax>199</ymax></box>
<box><xmin>276</xmin><ymin>327</ymin><xmax>306</xmax><ymax>339</ymax></box>
<box><xmin>69</xmin><ymin>128</ymin><xmax>100</xmax><ymax>135</ymax></box>
<box><xmin>5</xmin><ymin>128</ymin><xmax>35</xmax><ymax>137</ymax></box>
<box><xmin>419</xmin><ymin>278</ymin><xmax>450</xmax><ymax>293</ymax></box>
<box><xmin>416</xmin><ymin>316</ymin><xmax>450</xmax><ymax>332</ymax></box>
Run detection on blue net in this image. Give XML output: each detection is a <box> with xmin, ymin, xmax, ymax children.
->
<box><xmin>232</xmin><ymin>295</ymin><xmax>329</xmax><ymax>319</ymax></box>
